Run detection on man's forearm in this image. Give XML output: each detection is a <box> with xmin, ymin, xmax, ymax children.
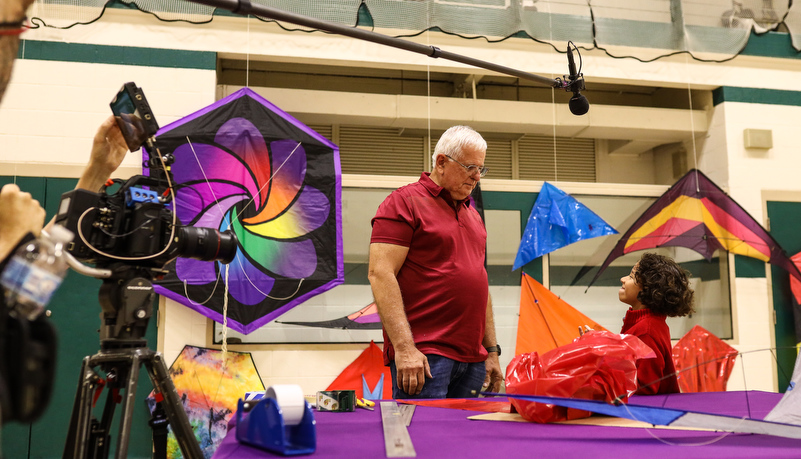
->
<box><xmin>482</xmin><ymin>294</ymin><xmax>498</xmax><ymax>348</ymax></box>
<box><xmin>370</xmin><ymin>274</ymin><xmax>415</xmax><ymax>351</ymax></box>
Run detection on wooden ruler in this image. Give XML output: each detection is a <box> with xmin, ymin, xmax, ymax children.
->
<box><xmin>380</xmin><ymin>402</ymin><xmax>416</xmax><ymax>457</ymax></box>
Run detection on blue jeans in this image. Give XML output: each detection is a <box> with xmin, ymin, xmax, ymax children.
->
<box><xmin>389</xmin><ymin>354</ymin><xmax>486</xmax><ymax>399</ymax></box>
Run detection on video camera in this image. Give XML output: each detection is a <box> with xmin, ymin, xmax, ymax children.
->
<box><xmin>55</xmin><ymin>82</ymin><xmax>237</xmax><ymax>271</ymax></box>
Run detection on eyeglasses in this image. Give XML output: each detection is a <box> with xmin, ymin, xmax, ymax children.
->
<box><xmin>445</xmin><ymin>155</ymin><xmax>488</xmax><ymax>177</ymax></box>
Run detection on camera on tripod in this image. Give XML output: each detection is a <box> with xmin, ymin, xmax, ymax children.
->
<box><xmin>55</xmin><ymin>82</ymin><xmax>237</xmax><ymax>271</ymax></box>
<box><xmin>56</xmin><ymin>83</ymin><xmax>231</xmax><ymax>459</ymax></box>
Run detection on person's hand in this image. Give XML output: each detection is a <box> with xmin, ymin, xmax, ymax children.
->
<box><xmin>75</xmin><ymin>116</ymin><xmax>128</xmax><ymax>192</ymax></box>
<box><xmin>0</xmin><ymin>0</ymin><xmax>35</xmax><ymax>22</ymax></box>
<box><xmin>0</xmin><ymin>184</ymin><xmax>45</xmax><ymax>260</ymax></box>
<box><xmin>394</xmin><ymin>346</ymin><xmax>433</xmax><ymax>395</ymax></box>
<box><xmin>483</xmin><ymin>352</ymin><xmax>503</xmax><ymax>393</ymax></box>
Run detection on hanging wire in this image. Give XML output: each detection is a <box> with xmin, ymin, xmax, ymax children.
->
<box><xmin>426</xmin><ymin>1</ymin><xmax>431</xmax><ymax>166</ymax></box>
<box><xmin>685</xmin><ymin>54</ymin><xmax>701</xmax><ymax>193</ymax></box>
<box><xmin>549</xmin><ymin>14</ymin><xmax>558</xmax><ymax>183</ymax></box>
<box><xmin>246</xmin><ymin>13</ymin><xmax>250</xmax><ymax>88</ymax></box>
<box><xmin>180</xmin><ymin>136</ymin><xmax>307</xmax><ymax>306</ymax></box>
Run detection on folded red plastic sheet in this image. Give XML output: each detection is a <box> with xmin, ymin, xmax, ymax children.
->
<box><xmin>505</xmin><ymin>330</ymin><xmax>655</xmax><ymax>423</ymax></box>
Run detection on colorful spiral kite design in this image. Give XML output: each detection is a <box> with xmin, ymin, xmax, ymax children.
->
<box><xmin>169</xmin><ymin>117</ymin><xmax>330</xmax><ymax>305</ymax></box>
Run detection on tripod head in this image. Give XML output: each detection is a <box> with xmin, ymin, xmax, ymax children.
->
<box><xmin>97</xmin><ymin>264</ymin><xmax>164</xmax><ymax>349</ymax></box>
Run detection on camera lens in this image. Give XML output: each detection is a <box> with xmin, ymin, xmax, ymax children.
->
<box><xmin>175</xmin><ymin>227</ymin><xmax>238</xmax><ymax>264</ymax></box>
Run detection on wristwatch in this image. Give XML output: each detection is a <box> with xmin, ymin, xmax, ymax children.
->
<box><xmin>485</xmin><ymin>345</ymin><xmax>501</xmax><ymax>356</ymax></box>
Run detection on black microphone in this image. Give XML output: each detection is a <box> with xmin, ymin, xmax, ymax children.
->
<box><xmin>567</xmin><ymin>45</ymin><xmax>578</xmax><ymax>82</ymax></box>
<box><xmin>566</xmin><ymin>45</ymin><xmax>589</xmax><ymax>116</ymax></box>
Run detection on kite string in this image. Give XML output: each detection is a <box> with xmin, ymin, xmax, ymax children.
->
<box><xmin>612</xmin><ymin>346</ymin><xmax>791</xmax><ymax>407</ymax></box>
<box><xmin>184</xmin><ymin>137</ymin><xmax>304</xmax><ymax>297</ymax></box>
<box><xmin>617</xmin><ymin>402</ymin><xmax>744</xmax><ymax>447</ymax></box>
<box><xmin>231</xmin><ymin>141</ymin><xmax>303</xmax><ymax>225</ymax></box>
<box><xmin>741</xmin><ymin>356</ymin><xmax>752</xmax><ymax>418</ymax></box>
<box><xmin>186</xmin><ymin>136</ymin><xmax>235</xmax><ymax>231</ymax></box>
<box><xmin>184</xmin><ymin>136</ymin><xmax>302</xmax><ymax>232</ymax></box>
<box><xmin>221</xmin><ymin>264</ymin><xmax>229</xmax><ymax>367</ymax></box>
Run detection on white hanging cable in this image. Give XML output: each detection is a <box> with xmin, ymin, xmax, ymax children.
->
<box><xmin>550</xmin><ymin>9</ymin><xmax>558</xmax><ymax>183</ymax></box>
<box><xmin>426</xmin><ymin>4</ymin><xmax>432</xmax><ymax>166</ymax></box>
<box><xmin>686</xmin><ymin>56</ymin><xmax>699</xmax><ymax>192</ymax></box>
<box><xmin>246</xmin><ymin>14</ymin><xmax>251</xmax><ymax>88</ymax></box>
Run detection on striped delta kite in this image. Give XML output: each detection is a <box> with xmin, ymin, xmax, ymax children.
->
<box><xmin>588</xmin><ymin>169</ymin><xmax>801</xmax><ymax>288</ymax></box>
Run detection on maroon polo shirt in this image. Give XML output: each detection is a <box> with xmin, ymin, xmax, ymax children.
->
<box><xmin>371</xmin><ymin>173</ymin><xmax>489</xmax><ymax>366</ymax></box>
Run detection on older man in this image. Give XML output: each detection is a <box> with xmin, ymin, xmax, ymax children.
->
<box><xmin>368</xmin><ymin>125</ymin><xmax>503</xmax><ymax>398</ymax></box>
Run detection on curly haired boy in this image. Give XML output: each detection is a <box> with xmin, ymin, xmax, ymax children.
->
<box><xmin>619</xmin><ymin>252</ymin><xmax>695</xmax><ymax>394</ymax></box>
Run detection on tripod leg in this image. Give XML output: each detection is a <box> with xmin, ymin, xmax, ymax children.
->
<box><xmin>63</xmin><ymin>356</ymin><xmax>104</xmax><ymax>459</ymax></box>
<box><xmin>144</xmin><ymin>352</ymin><xmax>204</xmax><ymax>459</ymax></box>
<box><xmin>112</xmin><ymin>351</ymin><xmax>143</xmax><ymax>459</ymax></box>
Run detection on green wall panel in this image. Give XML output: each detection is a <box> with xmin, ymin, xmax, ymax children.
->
<box><xmin>0</xmin><ymin>176</ymin><xmax>158</xmax><ymax>458</ymax></box>
<box><xmin>766</xmin><ymin>200</ymin><xmax>801</xmax><ymax>393</ymax></box>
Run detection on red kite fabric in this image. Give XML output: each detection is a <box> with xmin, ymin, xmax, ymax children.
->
<box><xmin>516</xmin><ymin>273</ymin><xmax>607</xmax><ymax>356</ymax></box>
<box><xmin>671</xmin><ymin>325</ymin><xmax>738</xmax><ymax>393</ymax></box>
<box><xmin>588</xmin><ymin>169</ymin><xmax>801</xmax><ymax>287</ymax></box>
<box><xmin>326</xmin><ymin>341</ymin><xmax>391</xmax><ymax>400</ymax></box>
<box><xmin>507</xmin><ymin>331</ymin><xmax>654</xmax><ymax>423</ymax></box>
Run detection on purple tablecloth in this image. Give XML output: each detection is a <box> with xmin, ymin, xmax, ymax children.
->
<box><xmin>213</xmin><ymin>391</ymin><xmax>801</xmax><ymax>458</ymax></box>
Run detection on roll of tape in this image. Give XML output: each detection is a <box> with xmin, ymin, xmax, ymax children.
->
<box><xmin>267</xmin><ymin>384</ymin><xmax>306</xmax><ymax>426</ymax></box>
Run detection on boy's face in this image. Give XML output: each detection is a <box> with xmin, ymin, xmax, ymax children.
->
<box><xmin>619</xmin><ymin>263</ymin><xmax>643</xmax><ymax>308</ymax></box>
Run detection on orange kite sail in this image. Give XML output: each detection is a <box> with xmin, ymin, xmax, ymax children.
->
<box><xmin>516</xmin><ymin>273</ymin><xmax>607</xmax><ymax>356</ymax></box>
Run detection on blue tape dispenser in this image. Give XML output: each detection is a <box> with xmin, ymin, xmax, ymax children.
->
<box><xmin>236</xmin><ymin>384</ymin><xmax>316</xmax><ymax>456</ymax></box>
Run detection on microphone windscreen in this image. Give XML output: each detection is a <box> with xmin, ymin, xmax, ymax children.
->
<box><xmin>569</xmin><ymin>94</ymin><xmax>589</xmax><ymax>116</ymax></box>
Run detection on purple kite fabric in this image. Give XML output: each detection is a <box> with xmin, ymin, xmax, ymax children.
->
<box><xmin>145</xmin><ymin>88</ymin><xmax>344</xmax><ymax>334</ymax></box>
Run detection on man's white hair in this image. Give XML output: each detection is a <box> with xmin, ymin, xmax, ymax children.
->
<box><xmin>432</xmin><ymin>125</ymin><xmax>487</xmax><ymax>169</ymax></box>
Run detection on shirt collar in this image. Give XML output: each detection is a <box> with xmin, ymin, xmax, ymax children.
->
<box><xmin>623</xmin><ymin>307</ymin><xmax>666</xmax><ymax>325</ymax></box>
<box><xmin>419</xmin><ymin>172</ymin><xmax>471</xmax><ymax>208</ymax></box>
